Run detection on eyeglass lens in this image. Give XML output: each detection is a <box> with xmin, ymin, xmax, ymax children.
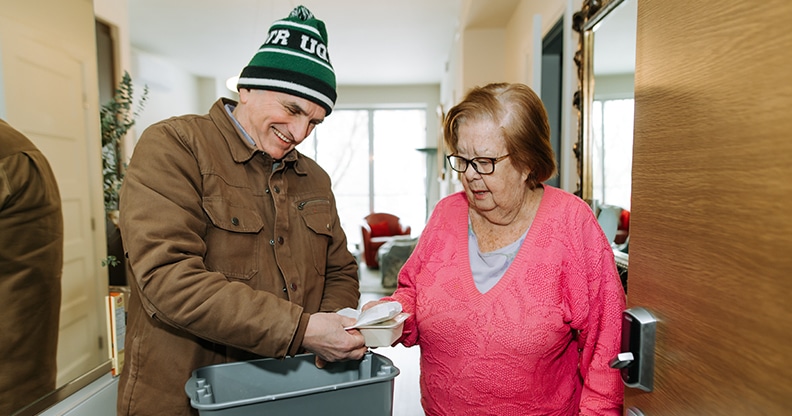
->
<box><xmin>449</xmin><ymin>156</ymin><xmax>495</xmax><ymax>174</ymax></box>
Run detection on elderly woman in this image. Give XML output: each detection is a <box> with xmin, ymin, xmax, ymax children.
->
<box><xmin>367</xmin><ymin>83</ymin><xmax>625</xmax><ymax>415</ymax></box>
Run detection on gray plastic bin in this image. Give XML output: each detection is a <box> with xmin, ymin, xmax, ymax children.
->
<box><xmin>184</xmin><ymin>352</ymin><xmax>399</xmax><ymax>416</ymax></box>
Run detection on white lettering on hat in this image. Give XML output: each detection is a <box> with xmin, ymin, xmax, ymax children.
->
<box><xmin>257</xmin><ymin>47</ymin><xmax>334</xmax><ymax>73</ymax></box>
<box><xmin>266</xmin><ymin>29</ymin><xmax>290</xmax><ymax>46</ymax></box>
<box><xmin>299</xmin><ymin>35</ymin><xmax>328</xmax><ymax>61</ymax></box>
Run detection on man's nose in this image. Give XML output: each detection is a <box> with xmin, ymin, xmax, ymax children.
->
<box><xmin>293</xmin><ymin>118</ymin><xmax>314</xmax><ymax>143</ymax></box>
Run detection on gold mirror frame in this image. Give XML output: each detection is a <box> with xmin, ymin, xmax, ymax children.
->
<box><xmin>572</xmin><ymin>0</ymin><xmax>632</xmax><ymax>293</ymax></box>
<box><xmin>571</xmin><ymin>0</ymin><xmax>627</xmax><ymax>203</ymax></box>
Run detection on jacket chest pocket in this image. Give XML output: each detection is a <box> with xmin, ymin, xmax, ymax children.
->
<box><xmin>297</xmin><ymin>198</ymin><xmax>333</xmax><ymax>275</ymax></box>
<box><xmin>202</xmin><ymin>197</ymin><xmax>264</xmax><ymax>280</ymax></box>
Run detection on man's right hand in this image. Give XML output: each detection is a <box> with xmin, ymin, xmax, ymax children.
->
<box><xmin>302</xmin><ymin>312</ymin><xmax>367</xmax><ymax>367</ymax></box>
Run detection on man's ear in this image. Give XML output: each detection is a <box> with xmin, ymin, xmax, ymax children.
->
<box><xmin>237</xmin><ymin>88</ymin><xmax>251</xmax><ymax>103</ymax></box>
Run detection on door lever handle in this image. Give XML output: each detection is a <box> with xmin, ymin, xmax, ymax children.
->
<box><xmin>617</xmin><ymin>307</ymin><xmax>658</xmax><ymax>391</ymax></box>
<box><xmin>609</xmin><ymin>352</ymin><xmax>634</xmax><ymax>369</ymax></box>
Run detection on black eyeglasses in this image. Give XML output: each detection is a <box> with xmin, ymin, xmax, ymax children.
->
<box><xmin>446</xmin><ymin>154</ymin><xmax>510</xmax><ymax>175</ymax></box>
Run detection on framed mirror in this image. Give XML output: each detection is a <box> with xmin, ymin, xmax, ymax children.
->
<box><xmin>572</xmin><ymin>0</ymin><xmax>637</xmax><ymax>288</ymax></box>
<box><xmin>0</xmin><ymin>1</ymin><xmax>112</xmax><ymax>414</ymax></box>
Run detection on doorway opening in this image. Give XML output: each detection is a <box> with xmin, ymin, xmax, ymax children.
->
<box><xmin>541</xmin><ymin>18</ymin><xmax>564</xmax><ymax>188</ymax></box>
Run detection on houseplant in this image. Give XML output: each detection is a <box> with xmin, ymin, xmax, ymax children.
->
<box><xmin>100</xmin><ymin>71</ymin><xmax>147</xmax><ymax>282</ymax></box>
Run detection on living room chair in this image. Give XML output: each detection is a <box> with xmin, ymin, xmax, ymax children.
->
<box><xmin>378</xmin><ymin>237</ymin><xmax>419</xmax><ymax>288</ymax></box>
<box><xmin>361</xmin><ymin>213</ymin><xmax>411</xmax><ymax>269</ymax></box>
<box><xmin>596</xmin><ymin>203</ymin><xmax>630</xmax><ymax>252</ymax></box>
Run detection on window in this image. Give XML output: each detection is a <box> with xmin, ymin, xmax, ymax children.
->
<box><xmin>592</xmin><ymin>99</ymin><xmax>634</xmax><ymax>210</ymax></box>
<box><xmin>301</xmin><ymin>108</ymin><xmax>427</xmax><ymax>248</ymax></box>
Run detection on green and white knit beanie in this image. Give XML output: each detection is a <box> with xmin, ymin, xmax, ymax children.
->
<box><xmin>237</xmin><ymin>5</ymin><xmax>336</xmax><ymax>115</ymax></box>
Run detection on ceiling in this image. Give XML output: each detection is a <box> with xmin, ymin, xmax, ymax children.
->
<box><xmin>128</xmin><ymin>0</ymin><xmax>637</xmax><ymax>87</ymax></box>
<box><xmin>128</xmin><ymin>0</ymin><xmax>463</xmax><ymax>86</ymax></box>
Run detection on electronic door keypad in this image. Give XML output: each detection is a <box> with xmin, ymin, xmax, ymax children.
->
<box><xmin>609</xmin><ymin>306</ymin><xmax>658</xmax><ymax>392</ymax></box>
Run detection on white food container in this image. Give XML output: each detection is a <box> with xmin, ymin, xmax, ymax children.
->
<box><xmin>357</xmin><ymin>313</ymin><xmax>409</xmax><ymax>347</ymax></box>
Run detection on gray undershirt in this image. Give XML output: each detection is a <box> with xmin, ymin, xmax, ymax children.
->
<box><xmin>468</xmin><ymin>221</ymin><xmax>529</xmax><ymax>294</ymax></box>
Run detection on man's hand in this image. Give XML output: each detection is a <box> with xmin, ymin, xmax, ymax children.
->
<box><xmin>302</xmin><ymin>312</ymin><xmax>367</xmax><ymax>368</ymax></box>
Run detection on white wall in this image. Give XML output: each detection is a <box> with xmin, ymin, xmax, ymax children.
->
<box><xmin>130</xmin><ymin>48</ymin><xmax>204</xmax><ymax>142</ymax></box>
<box><xmin>594</xmin><ymin>73</ymin><xmax>635</xmax><ymax>99</ymax></box>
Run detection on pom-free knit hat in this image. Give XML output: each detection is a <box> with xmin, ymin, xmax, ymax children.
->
<box><xmin>237</xmin><ymin>5</ymin><xmax>336</xmax><ymax>115</ymax></box>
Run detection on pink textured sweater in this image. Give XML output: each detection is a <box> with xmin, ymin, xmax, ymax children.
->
<box><xmin>387</xmin><ymin>187</ymin><xmax>625</xmax><ymax>415</ymax></box>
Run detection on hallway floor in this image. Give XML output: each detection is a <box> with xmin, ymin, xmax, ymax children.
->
<box><xmin>357</xmin><ymin>264</ymin><xmax>425</xmax><ymax>416</ymax></box>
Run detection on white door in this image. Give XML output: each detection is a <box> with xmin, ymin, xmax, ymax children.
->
<box><xmin>0</xmin><ymin>5</ymin><xmax>108</xmax><ymax>387</ymax></box>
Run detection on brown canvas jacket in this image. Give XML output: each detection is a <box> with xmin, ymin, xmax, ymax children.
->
<box><xmin>117</xmin><ymin>99</ymin><xmax>359</xmax><ymax>415</ymax></box>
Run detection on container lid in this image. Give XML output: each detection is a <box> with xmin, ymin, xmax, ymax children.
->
<box><xmin>357</xmin><ymin>312</ymin><xmax>409</xmax><ymax>329</ymax></box>
<box><xmin>339</xmin><ymin>301</ymin><xmax>403</xmax><ymax>329</ymax></box>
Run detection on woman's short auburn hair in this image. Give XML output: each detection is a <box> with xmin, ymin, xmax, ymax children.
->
<box><xmin>443</xmin><ymin>82</ymin><xmax>557</xmax><ymax>189</ymax></box>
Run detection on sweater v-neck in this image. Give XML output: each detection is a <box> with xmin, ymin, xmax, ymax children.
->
<box><xmin>458</xmin><ymin>186</ymin><xmax>552</xmax><ymax>302</ymax></box>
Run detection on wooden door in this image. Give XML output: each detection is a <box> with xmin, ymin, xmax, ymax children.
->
<box><xmin>0</xmin><ymin>1</ymin><xmax>108</xmax><ymax>388</ymax></box>
<box><xmin>626</xmin><ymin>0</ymin><xmax>792</xmax><ymax>414</ymax></box>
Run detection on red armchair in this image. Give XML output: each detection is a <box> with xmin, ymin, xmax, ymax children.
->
<box><xmin>361</xmin><ymin>213</ymin><xmax>411</xmax><ymax>269</ymax></box>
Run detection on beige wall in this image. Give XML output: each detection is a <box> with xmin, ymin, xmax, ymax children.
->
<box><xmin>448</xmin><ymin>0</ymin><xmax>574</xmax><ymax>97</ymax></box>
<box><xmin>504</xmin><ymin>0</ymin><xmax>571</xmax><ymax>84</ymax></box>
<box><xmin>462</xmin><ymin>28</ymin><xmax>507</xmax><ymax>91</ymax></box>
<box><xmin>443</xmin><ymin>0</ymin><xmax>582</xmax><ymax>192</ymax></box>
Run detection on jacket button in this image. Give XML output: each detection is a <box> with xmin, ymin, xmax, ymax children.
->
<box><xmin>290</xmin><ymin>283</ymin><xmax>297</xmax><ymax>291</ymax></box>
<box><xmin>231</xmin><ymin>217</ymin><xmax>239</xmax><ymax>226</ymax></box>
<box><xmin>269</xmin><ymin>239</ymin><xmax>275</xmax><ymax>245</ymax></box>
<box><xmin>325</xmin><ymin>223</ymin><xmax>331</xmax><ymax>230</ymax></box>
<box><xmin>282</xmin><ymin>286</ymin><xmax>287</xmax><ymax>292</ymax></box>
<box><xmin>277</xmin><ymin>236</ymin><xmax>284</xmax><ymax>244</ymax></box>
<box><xmin>265</xmin><ymin>188</ymin><xmax>270</xmax><ymax>194</ymax></box>
<box><xmin>274</xmin><ymin>186</ymin><xmax>280</xmax><ymax>193</ymax></box>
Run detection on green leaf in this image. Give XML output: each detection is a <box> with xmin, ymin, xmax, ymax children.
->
<box><xmin>101</xmin><ymin>71</ymin><xmax>148</xmax><ymax>213</ymax></box>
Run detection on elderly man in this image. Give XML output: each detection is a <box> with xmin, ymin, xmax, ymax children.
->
<box><xmin>117</xmin><ymin>6</ymin><xmax>366</xmax><ymax>415</ymax></box>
